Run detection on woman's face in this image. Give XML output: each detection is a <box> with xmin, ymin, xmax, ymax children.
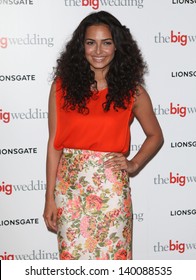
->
<box><xmin>84</xmin><ymin>24</ymin><xmax>116</xmax><ymax>73</ymax></box>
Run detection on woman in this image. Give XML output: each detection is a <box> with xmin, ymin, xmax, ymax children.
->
<box><xmin>43</xmin><ymin>11</ymin><xmax>163</xmax><ymax>260</ymax></box>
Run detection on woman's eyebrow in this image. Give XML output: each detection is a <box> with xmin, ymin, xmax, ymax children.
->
<box><xmin>85</xmin><ymin>38</ymin><xmax>113</xmax><ymax>41</ymax></box>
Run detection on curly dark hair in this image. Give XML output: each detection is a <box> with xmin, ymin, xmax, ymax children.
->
<box><xmin>54</xmin><ymin>11</ymin><xmax>147</xmax><ymax>114</ymax></box>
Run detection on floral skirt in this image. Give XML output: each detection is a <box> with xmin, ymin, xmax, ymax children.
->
<box><xmin>54</xmin><ymin>148</ymin><xmax>132</xmax><ymax>260</ymax></box>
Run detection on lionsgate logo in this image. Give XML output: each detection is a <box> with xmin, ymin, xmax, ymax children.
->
<box><xmin>170</xmin><ymin>208</ymin><xmax>196</xmax><ymax>217</ymax></box>
<box><xmin>171</xmin><ymin>70</ymin><xmax>196</xmax><ymax>78</ymax></box>
<box><xmin>172</xmin><ymin>0</ymin><xmax>196</xmax><ymax>4</ymax></box>
<box><xmin>0</xmin><ymin>0</ymin><xmax>34</xmax><ymax>5</ymax></box>
<box><xmin>154</xmin><ymin>30</ymin><xmax>196</xmax><ymax>46</ymax></box>
<box><xmin>64</xmin><ymin>0</ymin><xmax>144</xmax><ymax>10</ymax></box>
<box><xmin>0</xmin><ymin>147</ymin><xmax>38</xmax><ymax>156</ymax></box>
<box><xmin>0</xmin><ymin>34</ymin><xmax>54</xmax><ymax>49</ymax></box>
<box><xmin>0</xmin><ymin>250</ymin><xmax>58</xmax><ymax>260</ymax></box>
<box><xmin>171</xmin><ymin>140</ymin><xmax>196</xmax><ymax>148</ymax></box>
<box><xmin>0</xmin><ymin>74</ymin><xmax>36</xmax><ymax>82</ymax></box>
<box><xmin>0</xmin><ymin>180</ymin><xmax>46</xmax><ymax>195</ymax></box>
<box><xmin>0</xmin><ymin>217</ymin><xmax>39</xmax><ymax>227</ymax></box>
<box><xmin>154</xmin><ymin>102</ymin><xmax>196</xmax><ymax>117</ymax></box>
<box><xmin>0</xmin><ymin>108</ymin><xmax>48</xmax><ymax>123</ymax></box>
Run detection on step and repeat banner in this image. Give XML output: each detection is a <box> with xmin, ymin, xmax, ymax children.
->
<box><xmin>0</xmin><ymin>0</ymin><xmax>195</xmax><ymax>260</ymax></box>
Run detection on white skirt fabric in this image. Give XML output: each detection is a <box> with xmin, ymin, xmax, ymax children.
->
<box><xmin>54</xmin><ymin>148</ymin><xmax>132</xmax><ymax>260</ymax></box>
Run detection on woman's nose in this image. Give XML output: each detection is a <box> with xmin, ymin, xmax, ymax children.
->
<box><xmin>95</xmin><ymin>43</ymin><xmax>102</xmax><ymax>54</ymax></box>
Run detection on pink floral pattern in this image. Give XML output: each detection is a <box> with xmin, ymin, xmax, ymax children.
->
<box><xmin>54</xmin><ymin>148</ymin><xmax>132</xmax><ymax>260</ymax></box>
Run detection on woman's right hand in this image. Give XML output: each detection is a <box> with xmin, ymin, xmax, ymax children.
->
<box><xmin>43</xmin><ymin>197</ymin><xmax>58</xmax><ymax>233</ymax></box>
<box><xmin>43</xmin><ymin>81</ymin><xmax>63</xmax><ymax>234</ymax></box>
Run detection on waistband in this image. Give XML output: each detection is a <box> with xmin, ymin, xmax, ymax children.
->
<box><xmin>62</xmin><ymin>148</ymin><xmax>109</xmax><ymax>155</ymax></box>
<box><xmin>62</xmin><ymin>149</ymin><xmax>114</xmax><ymax>163</ymax></box>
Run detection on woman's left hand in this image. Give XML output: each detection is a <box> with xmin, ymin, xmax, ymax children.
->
<box><xmin>104</xmin><ymin>153</ymin><xmax>138</xmax><ymax>174</ymax></box>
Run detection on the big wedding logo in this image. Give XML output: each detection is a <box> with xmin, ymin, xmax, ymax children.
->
<box><xmin>63</xmin><ymin>0</ymin><xmax>144</xmax><ymax>10</ymax></box>
<box><xmin>0</xmin><ymin>34</ymin><xmax>54</xmax><ymax>49</ymax></box>
<box><xmin>154</xmin><ymin>239</ymin><xmax>196</xmax><ymax>254</ymax></box>
<box><xmin>154</xmin><ymin>172</ymin><xmax>196</xmax><ymax>187</ymax></box>
<box><xmin>0</xmin><ymin>108</ymin><xmax>48</xmax><ymax>123</ymax></box>
<box><xmin>154</xmin><ymin>102</ymin><xmax>196</xmax><ymax>117</ymax></box>
<box><xmin>0</xmin><ymin>179</ymin><xmax>46</xmax><ymax>195</ymax></box>
<box><xmin>154</xmin><ymin>30</ymin><xmax>196</xmax><ymax>46</ymax></box>
<box><xmin>0</xmin><ymin>249</ymin><xmax>58</xmax><ymax>260</ymax></box>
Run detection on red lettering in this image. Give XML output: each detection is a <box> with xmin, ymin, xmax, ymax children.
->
<box><xmin>0</xmin><ymin>181</ymin><xmax>13</xmax><ymax>195</ymax></box>
<box><xmin>170</xmin><ymin>103</ymin><xmax>186</xmax><ymax>117</ymax></box>
<box><xmin>169</xmin><ymin>172</ymin><xmax>186</xmax><ymax>186</ymax></box>
<box><xmin>82</xmin><ymin>0</ymin><xmax>99</xmax><ymax>10</ymax></box>
<box><xmin>169</xmin><ymin>240</ymin><xmax>185</xmax><ymax>253</ymax></box>
<box><xmin>0</xmin><ymin>109</ymin><xmax>11</xmax><ymax>123</ymax></box>
<box><xmin>0</xmin><ymin>252</ymin><xmax>15</xmax><ymax>260</ymax></box>
<box><xmin>171</xmin><ymin>30</ymin><xmax>187</xmax><ymax>46</ymax></box>
<box><xmin>0</xmin><ymin>37</ymin><xmax>8</xmax><ymax>48</ymax></box>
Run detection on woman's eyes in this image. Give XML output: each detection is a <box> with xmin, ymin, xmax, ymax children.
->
<box><xmin>86</xmin><ymin>41</ymin><xmax>94</xmax><ymax>45</ymax></box>
<box><xmin>103</xmin><ymin>41</ymin><xmax>112</xmax><ymax>45</ymax></box>
<box><xmin>85</xmin><ymin>41</ymin><xmax>113</xmax><ymax>46</ymax></box>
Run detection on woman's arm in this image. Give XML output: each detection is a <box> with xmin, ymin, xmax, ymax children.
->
<box><xmin>105</xmin><ymin>86</ymin><xmax>164</xmax><ymax>174</ymax></box>
<box><xmin>128</xmin><ymin>85</ymin><xmax>164</xmax><ymax>173</ymax></box>
<box><xmin>43</xmin><ymin>82</ymin><xmax>63</xmax><ymax>232</ymax></box>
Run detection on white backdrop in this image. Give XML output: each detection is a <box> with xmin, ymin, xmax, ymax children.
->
<box><xmin>0</xmin><ymin>0</ymin><xmax>196</xmax><ymax>260</ymax></box>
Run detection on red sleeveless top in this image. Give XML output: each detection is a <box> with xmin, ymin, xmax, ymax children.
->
<box><xmin>54</xmin><ymin>78</ymin><xmax>134</xmax><ymax>153</ymax></box>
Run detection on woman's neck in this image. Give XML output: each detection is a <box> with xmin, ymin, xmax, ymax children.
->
<box><xmin>94</xmin><ymin>69</ymin><xmax>108</xmax><ymax>91</ymax></box>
